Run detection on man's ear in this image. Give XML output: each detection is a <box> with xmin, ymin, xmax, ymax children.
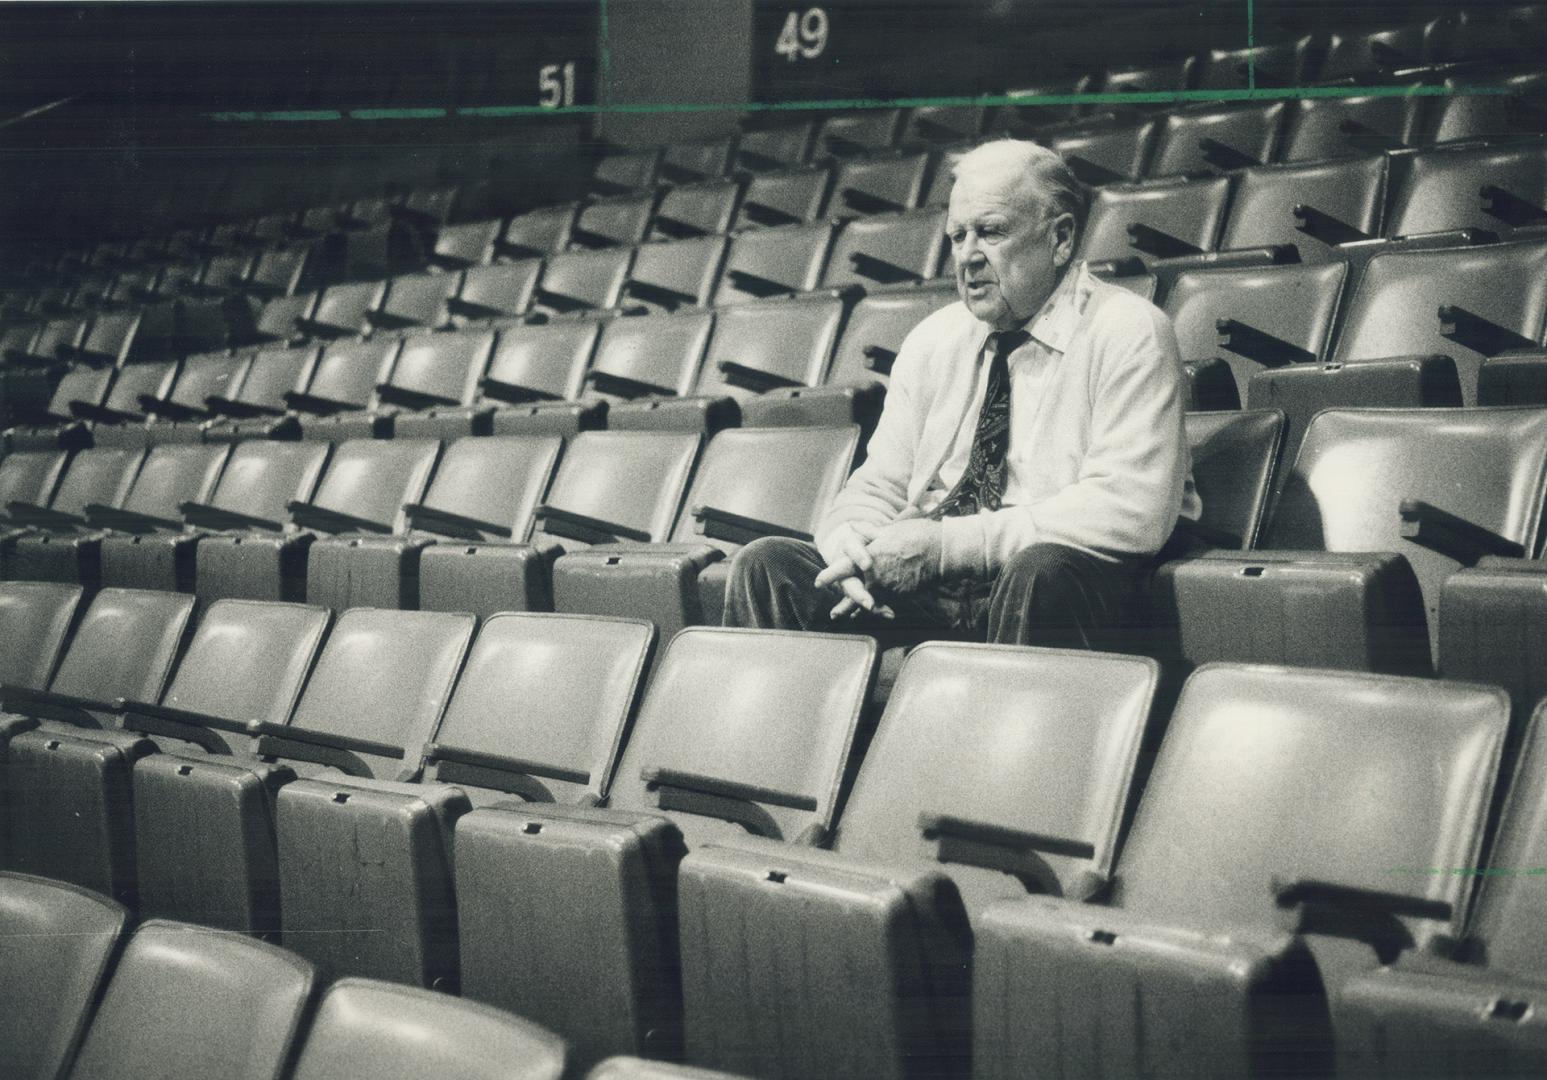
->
<box><xmin>1052</xmin><ymin>213</ymin><xmax>1077</xmax><ymax>267</ymax></box>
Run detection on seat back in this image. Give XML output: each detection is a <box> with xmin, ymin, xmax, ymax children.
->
<box><xmin>712</xmin><ymin>223</ymin><xmax>833</xmax><ymax>305</ymax></box>
<box><xmin>736</xmin><ymin>167</ymin><xmax>831</xmax><ymax>231</ymax></box>
<box><xmin>836</xmin><ymin>644</ymin><xmax>1157</xmax><ymax>910</ymax></box>
<box><xmin>586</xmin><ymin>310</ymin><xmax>714</xmax><ymax>400</ymax></box>
<box><xmin>231</xmin><ymin>346</ymin><xmax>318</xmax><ymax>412</ymax></box>
<box><xmin>608</xmin><ymin>627</ymin><xmax>877</xmax><ymax>843</ymax></box>
<box><xmin>1469</xmin><ymin>699</ymin><xmax>1547</xmax><ymax>976</ymax></box>
<box><xmin>1387</xmin><ymin>143</ymin><xmax>1547</xmax><ymax>239</ymax></box>
<box><xmin>380</xmin><ymin>272</ymin><xmax>458</xmax><ymax>329</ymax></box>
<box><xmin>483</xmin><ymin>319</ymin><xmax>600</xmax><ymax>403</ymax></box>
<box><xmin>429</xmin><ymin>613</ymin><xmax>655</xmax><ymax>802</ymax></box>
<box><xmin>417</xmin><ymin>435</ymin><xmax>563</xmax><ymax>541</ymax></box>
<box><xmin>311</xmin><ymin>279</ymin><xmax>385</xmax><ymax>336</ymax></box>
<box><xmin>695</xmin><ymin>296</ymin><xmax>845</xmax><ymax>399</ymax></box>
<box><xmin>118</xmin><ymin>443</ymin><xmax>230</xmax><ymax>520</ymax></box>
<box><xmin>1078</xmin><ymin>176</ymin><xmax>1231</xmax><ymax>266</ymax></box>
<box><xmin>536</xmin><ymin>248</ymin><xmax>632</xmax><ymax>312</ymax></box>
<box><xmin>650</xmin><ymin>180</ymin><xmax>739</xmax><ymax>240</ymax></box>
<box><xmin>66</xmin><ymin>919</ymin><xmax>314</xmax><ymax>1080</ymax></box>
<box><xmin>625</xmin><ymin>236</ymin><xmax>727</xmax><ymax>312</ymax></box>
<box><xmin>1113</xmin><ymin>664</ymin><xmax>1506</xmax><ymax>947</ymax></box>
<box><xmin>0</xmin><ymin>872</ymin><xmax>127</xmax><ymax>1080</ymax></box>
<box><xmin>45</xmin><ymin>364</ymin><xmax>115</xmax><ymax>419</ymax></box>
<box><xmin>290</xmin><ymin>978</ymin><xmax>566</xmax><ymax>1080</ymax></box>
<box><xmin>0</xmin><ymin>581</ymin><xmax>84</xmax><ymax>689</ymax></box>
<box><xmin>46</xmin><ymin>587</ymin><xmax>196</xmax><ymax>704</ymax></box>
<box><xmin>830</xmin><ymin>152</ymin><xmax>929</xmax><ymax>218</ymax></box>
<box><xmin>1331</xmin><ymin>239</ymin><xmax>1547</xmax><ymax>404</ymax></box>
<box><xmin>208</xmin><ymin>439</ymin><xmax>332</xmax><ymax>523</ymax></box>
<box><xmin>822</xmin><ymin>209</ymin><xmax>947</xmax><ymax>290</ymax></box>
<box><xmin>1185</xmin><ymin>409</ymin><xmax>1284</xmax><ymax>550</ymax></box>
<box><xmin>166</xmin><ymin>352</ymin><xmax>246</xmax><ymax>413</ymax></box>
<box><xmin>1280</xmin><ymin>94</ymin><xmax>1424</xmax><ymax>163</ymax></box>
<box><xmin>458</xmin><ymin>260</ymin><xmax>542</xmax><ymax>321</ymax></box>
<box><xmin>162</xmin><ymin>599</ymin><xmax>332</xmax><ymax>725</ymax></box>
<box><xmin>1266</xmin><ymin>408</ymin><xmax>1547</xmax><ymax>639</ymax></box>
<box><xmin>303</xmin><ymin>338</ymin><xmax>401</xmax><ymax>411</ymax></box>
<box><xmin>535</xmin><ymin>431</ymin><xmax>701</xmax><ymax>546</ymax></box>
<box><xmin>818</xmin><ymin>110</ymin><xmax>903</xmax><ymax>158</ymax></box>
<box><xmin>287</xmin><ymin>608</ymin><xmax>476</xmax><ymax>775</ymax></box>
<box><xmin>48</xmin><ymin>447</ymin><xmax>147</xmax><ymax>517</ymax></box>
<box><xmin>826</xmin><ymin>286</ymin><xmax>957</xmax><ymax>388</ymax></box>
<box><xmin>0</xmin><ymin>450</ymin><xmax>69</xmax><ymax>513</ymax></box>
<box><xmin>100</xmin><ymin>361</ymin><xmax>175</xmax><ymax>417</ymax></box>
<box><xmin>1222</xmin><ymin>156</ymin><xmax>1387</xmax><ymax>259</ymax></box>
<box><xmin>669</xmin><ymin>425</ymin><xmax>859</xmax><ymax>549</ymax></box>
<box><xmin>1148</xmin><ymin>102</ymin><xmax>1286</xmax><ymax>179</ymax></box>
<box><xmin>385</xmin><ymin>329</ymin><xmax>495</xmax><ymax>407</ymax></box>
<box><xmin>306</xmin><ymin>438</ymin><xmax>441</xmax><ymax>533</ymax></box>
<box><xmin>574</xmin><ymin>193</ymin><xmax>656</xmax><ymax>248</ymax></box>
<box><xmin>503</xmin><ymin>205</ymin><xmax>575</xmax><ymax>258</ymax></box>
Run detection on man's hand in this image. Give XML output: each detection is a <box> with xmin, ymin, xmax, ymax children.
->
<box><xmin>860</xmin><ymin>518</ymin><xmax>943</xmax><ymax>594</ymax></box>
<box><xmin>814</xmin><ymin>521</ymin><xmax>892</xmax><ymax>621</ymax></box>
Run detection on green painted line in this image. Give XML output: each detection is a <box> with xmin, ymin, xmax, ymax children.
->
<box><xmin>599</xmin><ymin>0</ymin><xmax>611</xmax><ymax>107</ymax></box>
<box><xmin>204</xmin><ymin>80</ymin><xmax>1519</xmax><ymax>122</ymax></box>
<box><xmin>350</xmin><ymin>107</ymin><xmax>446</xmax><ymax>120</ymax></box>
<box><xmin>1246</xmin><ymin>0</ymin><xmax>1255</xmax><ymax>90</ymax></box>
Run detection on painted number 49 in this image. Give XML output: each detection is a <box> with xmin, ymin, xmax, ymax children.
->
<box><xmin>775</xmin><ymin>7</ymin><xmax>829</xmax><ymax>61</ymax></box>
<box><xmin>538</xmin><ymin>61</ymin><xmax>576</xmax><ymax>109</ymax></box>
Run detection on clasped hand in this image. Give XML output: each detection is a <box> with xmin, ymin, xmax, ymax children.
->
<box><xmin>813</xmin><ymin>519</ymin><xmax>943</xmax><ymax>621</ymax></box>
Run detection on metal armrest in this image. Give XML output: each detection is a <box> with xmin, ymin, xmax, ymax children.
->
<box><xmin>694</xmin><ymin>505</ymin><xmax>813</xmax><ymax>545</ymax></box>
<box><xmin>1438</xmin><ymin>304</ymin><xmax>1537</xmax><ymax>356</ymax></box>
<box><xmin>137</xmin><ymin>394</ymin><xmax>207</xmax><ymax>422</ymax></box>
<box><xmin>839</xmin><ymin>189</ymin><xmax>904</xmax><ymax>215</ymax></box>
<box><xmin>1272</xmin><ymin>875</ymin><xmax>1452</xmax><ymax>964</ymax></box>
<box><xmin>651</xmin><ymin>213</ymin><xmax>707</xmax><ymax>239</ymax></box>
<box><xmin>205</xmin><ymin>394</ymin><xmax>285</xmax><ymax>419</ymax></box>
<box><xmin>534</xmin><ymin>505</ymin><xmax>651</xmax><ymax>544</ymax></box>
<box><xmin>1293</xmin><ymin>203</ymin><xmax>1373</xmax><ymax>246</ymax></box>
<box><xmin>5</xmin><ymin>502</ymin><xmax>86</xmax><ymax>529</ymax></box>
<box><xmin>83</xmin><ymin>504</ymin><xmax>182</xmax><ymax>533</ymax></box>
<box><xmin>0</xmin><ymin>683</ymin><xmax>115</xmax><ymax>728</ymax></box>
<box><xmin>1198</xmin><ymin>136</ymin><xmax>1259</xmax><ymax>171</ymax></box>
<box><xmin>624</xmin><ymin>279</ymin><xmax>697</xmax><ymax>309</ymax></box>
<box><xmin>848</xmin><ymin>251</ymin><xmax>918</xmax><ymax>285</ymax></box>
<box><xmin>862</xmin><ymin>344</ymin><xmax>897</xmax><ymax>375</ymax></box>
<box><xmin>921</xmin><ymin>811</ymin><xmax>1095</xmax><ymax>895</ymax></box>
<box><xmin>716</xmin><ymin>359</ymin><xmax>803</xmax><ymax>392</ymax></box>
<box><xmin>375</xmin><ymin>383</ymin><xmax>459</xmax><ymax>409</ymax></box>
<box><xmin>286</xmin><ymin>500</ymin><xmax>393</xmax><ymax>535</ymax></box>
<box><xmin>179</xmin><ymin>501</ymin><xmax>284</xmax><ymax>532</ymax></box>
<box><xmin>282</xmin><ymin>389</ymin><xmax>356</xmax><ymax>416</ymax></box>
<box><xmin>426</xmin><ymin>741</ymin><xmax>587</xmax><ymax>801</ymax></box>
<box><xmin>1480</xmin><ymin>184</ymin><xmax>1547</xmax><ymax>229</ymax></box>
<box><xmin>1127</xmin><ymin>223</ymin><xmax>1203</xmax><ymax>259</ymax></box>
<box><xmin>739</xmin><ymin>201</ymin><xmax>801</xmax><ymax>227</ymax></box>
<box><xmin>402</xmin><ymin>503</ymin><xmax>512</xmax><ymax>540</ymax></box>
<box><xmin>117</xmin><ymin>698</ymin><xmax>250</xmax><ymax>754</ymax></box>
<box><xmin>725</xmin><ymin>269</ymin><xmax>791</xmax><ymax>298</ymax></box>
<box><xmin>644</xmin><ymin>765</ymin><xmax>815</xmax><ymax>839</ymax></box>
<box><xmin>585</xmin><ymin>368</ymin><xmax>675</xmax><ymax>399</ymax></box>
<box><xmin>534</xmin><ymin>288</ymin><xmax>593</xmax><ymax>314</ymax></box>
<box><xmin>249</xmin><ymin>719</ymin><xmax>403</xmax><ymax>778</ymax></box>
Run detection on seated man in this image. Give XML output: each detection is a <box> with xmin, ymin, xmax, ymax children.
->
<box><xmin>723</xmin><ymin>139</ymin><xmax>1199</xmax><ymax>649</ymax></box>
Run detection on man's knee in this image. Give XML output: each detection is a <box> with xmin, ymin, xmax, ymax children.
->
<box><xmin>992</xmin><ymin>543</ymin><xmax>1089</xmax><ymax>596</ymax></box>
<box><xmin>729</xmin><ymin>535</ymin><xmax>815</xmax><ymax>589</ymax></box>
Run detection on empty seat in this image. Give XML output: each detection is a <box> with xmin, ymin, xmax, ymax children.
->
<box><xmin>457</xmin><ymin>318</ymin><xmax>602</xmax><ymax>414</ymax></box>
<box><xmin>829</xmin><ymin>152</ymin><xmax>929</xmax><ymax>218</ymax></box>
<box><xmin>531</xmin><ymin>247</ymin><xmax>633</xmax><ymax>318</ymax></box>
<box><xmin>195</xmin><ymin>438</ymin><xmax>439</xmax><ymax>604</ymax></box>
<box><xmin>373</xmin><ymin>328</ymin><xmax>496</xmax><ymax>417</ymax></box>
<box><xmin>2</xmin><ymin>446</ymin><xmax>146</xmax><ymax>585</ymax></box>
<box><xmin>1</xmin><ymin>587</ymin><xmax>195</xmax><ymax>899</ymax></box>
<box><xmin>0</xmin><ymin>449</ymin><xmax>70</xmax><ymax>530</ymax></box>
<box><xmin>734</xmin><ymin>167</ymin><xmax>830</xmax><ymax>231</ymax></box>
<box><xmin>306</xmin><ymin>434</ymin><xmax>561</xmax><ymax>611</ymax></box>
<box><xmin>734</xmin><ymin>122</ymin><xmax>814</xmax><ymax>173</ymax></box>
<box><xmin>1179</xmin><ymin>408</ymin><xmax>1285</xmax><ymax>552</ymax></box>
<box><xmin>0</xmin><ymin>872</ymin><xmax>127</xmax><ymax>1080</ymax></box>
<box><xmin>712</xmin><ymin>223</ymin><xmax>835</xmax><ymax>306</ymax></box>
<box><xmin>128</xmin><ymin>607</ymin><xmax>475</xmax><ymax>935</ymax></box>
<box><xmin>817</xmin><ymin>110</ymin><xmax>904</xmax><ymax>159</ymax></box>
<box><xmin>99</xmin><ymin>438</ymin><xmax>329</xmax><ymax>593</ymax></box>
<box><xmin>276</xmin><ymin>613</ymin><xmax>652</xmax><ymax>984</ymax></box>
<box><xmin>552</xmin><ymin>425</ymin><xmax>859</xmax><ymax>637</ymax></box>
<box><xmin>371</xmin><ymin>271</ymin><xmax>459</xmax><ymax>331</ymax></box>
<box><xmin>1164</xmin><ymin>261</ymin><xmax>1348</xmax><ymax>405</ymax></box>
<box><xmin>65</xmin><ymin>920</ymin><xmax>314</xmax><ymax>1080</ymax></box>
<box><xmin>429</xmin><ymin>218</ymin><xmax>503</xmax><ymax>271</ymax></box>
<box><xmin>417</xmin><ymin>430</ymin><xmax>700</xmax><ymax>618</ymax></box>
<box><xmin>205</xmin><ymin>345</ymin><xmax>318</xmax><ymax>424</ymax></box>
<box><xmin>1147</xmin><ymin>102</ymin><xmax>1287</xmax><ymax>179</ymax></box>
<box><xmin>1221</xmin><ymin>156</ymin><xmax>1387</xmax><ymax>262</ymax></box>
<box><xmin>75</xmin><ymin>361</ymin><xmax>178</xmax><ymax>429</ymax></box>
<box><xmin>1338</xmin><ymin>696</ymin><xmax>1547</xmax><ymax>1077</ymax></box>
<box><xmin>1045</xmin><ymin>118</ymin><xmax>1160</xmax><ymax>187</ymax></box>
<box><xmin>1194</xmin><ymin>35</ymin><xmax>1317</xmax><ymax>90</ymax></box>
<box><xmin>1429</xmin><ymin>68</ymin><xmax>1547</xmax><ymax>146</ymax></box>
<box><xmin>571</xmin><ymin>193</ymin><xmax>657</xmax><ymax>250</ymax></box>
<box><xmin>297</xmin><ymin>279</ymin><xmax>386</xmax><ymax>339</ymax></box>
<box><xmin>1280</xmin><ymin>93</ymin><xmax>1425</xmax><ymax>163</ymax></box>
<box><xmin>453</xmin><ymin>260</ymin><xmax>542</xmax><ymax>323</ymax></box>
<box><xmin>1386</xmin><ymin>142</ymin><xmax>1547</xmax><ymax>240</ymax></box>
<box><xmin>140</xmin><ymin>351</ymin><xmax>248</xmax><ymax>425</ymax></box>
<box><xmin>901</xmin><ymin>104</ymin><xmax>987</xmax><ymax>148</ymax></box>
<box><xmin>283</xmin><ymin>338</ymin><xmax>401</xmax><ymax>427</ymax></box>
<box><xmin>453</xmin><ymin>627</ymin><xmax>877</xmax><ymax>1067</ymax></box>
<box><xmin>973</xmin><ymin>664</ymin><xmax>1510</xmax><ymax>1080</ymax></box>
<box><xmin>651</xmin><ymin>180</ymin><xmax>741</xmax><ymax>241</ymax></box>
<box><xmin>1330</xmin><ymin>238</ymin><xmax>1547</xmax><ymax>404</ymax></box>
<box><xmin>592</xmin><ymin>148</ymin><xmax>660</xmax><ymax>195</ymax></box>
<box><xmin>239</xmin><ymin>291</ymin><xmax>318</xmax><ymax>347</ymax></box>
<box><xmin>622</xmin><ymin>236</ymin><xmax>728</xmax><ymax>314</ymax></box>
<box><xmin>659</xmin><ymin>135</ymin><xmax>736</xmax><ymax>184</ymax></box>
<box><xmin>0</xmin><ymin>581</ymin><xmax>84</xmax><ymax>695</ymax></box>
<box><xmin>1154</xmin><ymin>408</ymin><xmax>1547</xmax><ymax>675</ymax></box>
<box><xmin>247</xmin><ymin>247</ymin><xmax>312</xmax><ymax>298</ymax></box>
<box><xmin>290</xmin><ymin>978</ymin><xmax>568</xmax><ymax>1080</ymax></box>
<box><xmin>1078</xmin><ymin>176</ymin><xmax>1232</xmax><ymax>268</ymax></box>
<box><xmin>582</xmin><ymin>309</ymin><xmax>716</xmax><ymax>407</ymax></box>
<box><xmin>679</xmin><ymin>644</ymin><xmax>1159</xmax><ymax>1079</ymax></box>
<box><xmin>500</xmin><ymin>205</ymin><xmax>576</xmax><ymax>260</ymax></box>
<box><xmin>821</xmin><ymin>209</ymin><xmax>947</xmax><ymax>290</ymax></box>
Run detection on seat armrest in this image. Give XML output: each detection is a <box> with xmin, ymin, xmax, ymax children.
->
<box><xmin>1400</xmin><ymin>499</ymin><xmax>1525</xmax><ymax>564</ymax></box>
<box><xmin>694</xmin><ymin>505</ymin><xmax>813</xmax><ymax>545</ymax></box>
<box><xmin>1272</xmin><ymin>875</ymin><xmax>1453</xmax><ymax>964</ymax></box>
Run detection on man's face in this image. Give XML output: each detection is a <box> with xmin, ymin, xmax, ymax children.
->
<box><xmin>946</xmin><ymin>165</ymin><xmax>1075</xmax><ymax>330</ymax></box>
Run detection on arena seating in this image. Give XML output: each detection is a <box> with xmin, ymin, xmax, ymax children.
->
<box><xmin>4</xmin><ymin>4</ymin><xmax>1547</xmax><ymax>1076</ymax></box>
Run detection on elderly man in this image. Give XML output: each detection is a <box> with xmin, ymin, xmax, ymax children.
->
<box><xmin>723</xmin><ymin>139</ymin><xmax>1199</xmax><ymax>649</ymax></box>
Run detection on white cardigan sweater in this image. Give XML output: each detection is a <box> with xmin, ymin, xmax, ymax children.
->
<box><xmin>818</xmin><ymin>268</ymin><xmax>1200</xmax><ymax>576</ymax></box>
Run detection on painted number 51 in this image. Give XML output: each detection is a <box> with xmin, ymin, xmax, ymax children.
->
<box><xmin>538</xmin><ymin>61</ymin><xmax>577</xmax><ymax>109</ymax></box>
<box><xmin>775</xmin><ymin>7</ymin><xmax>829</xmax><ymax>61</ymax></box>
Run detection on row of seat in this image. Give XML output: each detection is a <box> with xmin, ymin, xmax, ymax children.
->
<box><xmin>4</xmin><ymin>587</ymin><xmax>1543</xmax><ymax>1077</ymax></box>
<box><xmin>1</xmin><ymin>873</ymin><xmax>741</xmax><ymax>1080</ymax></box>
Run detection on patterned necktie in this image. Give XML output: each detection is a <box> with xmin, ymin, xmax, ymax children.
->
<box><xmin>929</xmin><ymin>329</ymin><xmax>1030</xmax><ymax>519</ymax></box>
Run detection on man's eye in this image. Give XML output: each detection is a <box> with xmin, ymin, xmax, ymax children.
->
<box><xmin>947</xmin><ymin>231</ymin><xmax>965</xmax><ymax>244</ymax></box>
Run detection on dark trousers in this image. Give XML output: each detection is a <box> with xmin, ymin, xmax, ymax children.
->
<box><xmin>722</xmin><ymin>536</ymin><xmax>1156</xmax><ymax>651</ymax></box>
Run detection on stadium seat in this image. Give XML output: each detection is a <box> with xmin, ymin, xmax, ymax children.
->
<box><xmin>659</xmin><ymin>135</ymin><xmax>736</xmax><ymax>184</ymax></box>
<box><xmin>817</xmin><ymin>110</ymin><xmax>904</xmax><ymax>159</ymax></box>
<box><xmin>1044</xmin><ymin>117</ymin><xmax>1160</xmax><ymax>187</ymax></box>
<box><xmin>650</xmin><ymin>179</ymin><xmax>741</xmax><ymax>240</ymax></box>
<box><xmin>0</xmin><ymin>872</ymin><xmax>127</xmax><ymax>1080</ymax></box>
<box><xmin>1</xmin><ymin>587</ymin><xmax>195</xmax><ymax>899</ymax></box>
<box><xmin>205</xmin><ymin>345</ymin><xmax>318</xmax><ymax>426</ymax></box>
<box><xmin>821</xmin><ymin>208</ymin><xmax>947</xmax><ymax>290</ymax></box>
<box><xmin>1279</xmin><ymin>93</ymin><xmax>1426</xmax><ymax>164</ymax></box>
<box><xmin>417</xmin><ymin>430</ymin><xmax>700</xmax><ymax>618</ymax></box>
<box><xmin>1163</xmin><ymin>261</ymin><xmax>1348</xmax><ymax>405</ymax></box>
<box><xmin>452</xmin><ymin>259</ymin><xmax>542</xmax><ymax>323</ymax></box>
<box><xmin>1153</xmin><ymin>407</ymin><xmax>1547</xmax><ymax>675</ymax></box>
<box><xmin>973</xmin><ymin>663</ymin><xmax>1510</xmax><ymax>1080</ymax></box>
<box><xmin>1078</xmin><ymin>175</ymin><xmax>1232</xmax><ymax>268</ymax></box>
<box><xmin>99</xmin><ymin>438</ymin><xmax>328</xmax><ymax>592</ymax></box>
<box><xmin>370</xmin><ymin>271</ymin><xmax>459</xmax><ymax>331</ymax></box>
<box><xmin>0</xmin><ymin>449</ymin><xmax>70</xmax><ymax>528</ymax></box>
<box><xmin>275</xmin><ymin>612</ymin><xmax>652</xmax><ymax>985</ymax></box>
<box><xmin>551</xmin><ymin>424</ymin><xmax>859</xmax><ymax>637</ymax></box>
<box><xmin>453</xmin><ymin>627</ymin><xmax>877</xmax><ymax>1067</ymax></box>
<box><xmin>1329</xmin><ymin>237</ymin><xmax>1547</xmax><ymax>404</ymax></box>
<box><xmin>500</xmin><ymin>204</ymin><xmax>576</xmax><ymax>260</ymax></box>
<box><xmin>734</xmin><ymin>121</ymin><xmax>815</xmax><ymax>173</ymax></box>
<box><xmin>282</xmin><ymin>337</ymin><xmax>401</xmax><ymax>432</ymax></box>
<box><xmin>712</xmin><ymin>221</ymin><xmax>832</xmax><ymax>305</ymax></box>
<box><xmin>1337</xmin><ymin>696</ymin><xmax>1547</xmax><ymax>1077</ymax></box>
<box><xmin>129</xmin><ymin>607</ymin><xmax>474</xmax><ymax>935</ymax></box>
<box><xmin>1428</xmin><ymin>68</ymin><xmax>1547</xmax><ymax>146</ymax></box>
<box><xmin>247</xmin><ymin>246</ymin><xmax>313</xmax><ymax>297</ymax></box>
<box><xmin>373</xmin><ymin>327</ymin><xmax>495</xmax><ymax>419</ymax></box>
<box><xmin>429</xmin><ymin>217</ymin><xmax>502</xmax><ymax>271</ymax></box>
<box><xmin>678</xmin><ymin>643</ymin><xmax>1159</xmax><ymax>1080</ymax></box>
<box><xmin>733</xmin><ymin>166</ymin><xmax>830</xmax><ymax>230</ymax></box>
<box><xmin>65</xmin><ymin>919</ymin><xmax>315</xmax><ymax>1080</ymax></box>
<box><xmin>2</xmin><ymin>446</ymin><xmax>146</xmax><ymax>585</ymax></box>
<box><xmin>1147</xmin><ymin>102</ymin><xmax>1288</xmax><ymax>178</ymax></box>
<box><xmin>436</xmin><ymin>317</ymin><xmax>602</xmax><ymax>425</ymax></box>
<box><xmin>1180</xmin><ymin>408</ymin><xmax>1285</xmax><ymax>552</ymax></box>
<box><xmin>571</xmin><ymin>193</ymin><xmax>658</xmax><ymax>250</ymax></box>
<box><xmin>194</xmin><ymin>437</ymin><xmax>439</xmax><ymax>604</ymax></box>
<box><xmin>69</xmin><ymin>361</ymin><xmax>178</xmax><ymax>431</ymax></box>
<box><xmin>296</xmin><ymin>279</ymin><xmax>386</xmax><ymax>339</ymax></box>
<box><xmin>531</xmin><ymin>247</ymin><xmax>633</xmax><ymax>318</ymax></box>
<box><xmin>592</xmin><ymin>148</ymin><xmax>660</xmax><ymax>195</ymax></box>
<box><xmin>582</xmin><ymin>309</ymin><xmax>716</xmax><ymax>411</ymax></box>
<box><xmin>621</xmin><ymin>235</ymin><xmax>728</xmax><ymax>313</ymax></box>
<box><xmin>139</xmin><ymin>350</ymin><xmax>248</xmax><ymax>425</ymax></box>
<box><xmin>1386</xmin><ymin>141</ymin><xmax>1547</xmax><ymax>240</ymax></box>
<box><xmin>829</xmin><ymin>152</ymin><xmax>929</xmax><ymax>218</ymax></box>
<box><xmin>9</xmin><ymin>442</ymin><xmax>228</xmax><ymax>589</ymax></box>
<box><xmin>0</xmin><ymin>581</ymin><xmax>83</xmax><ymax>696</ymax></box>
<box><xmin>306</xmin><ymin>434</ymin><xmax>561</xmax><ymax>610</ymax></box>
<box><xmin>289</xmin><ymin>978</ymin><xmax>568</xmax><ymax>1080</ymax></box>
<box><xmin>901</xmin><ymin>104</ymin><xmax>987</xmax><ymax>148</ymax></box>
<box><xmin>1221</xmin><ymin>155</ymin><xmax>1387</xmax><ymax>262</ymax></box>
<box><xmin>238</xmin><ymin>291</ymin><xmax>318</xmax><ymax>347</ymax></box>
<box><xmin>1194</xmin><ymin>35</ymin><xmax>1317</xmax><ymax>90</ymax></box>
